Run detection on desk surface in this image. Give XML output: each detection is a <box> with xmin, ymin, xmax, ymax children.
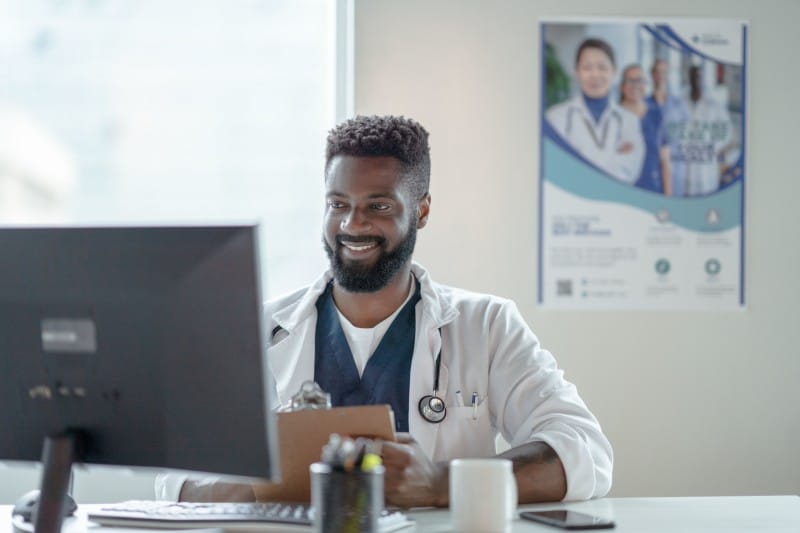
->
<box><xmin>2</xmin><ymin>496</ymin><xmax>799</xmax><ymax>532</ymax></box>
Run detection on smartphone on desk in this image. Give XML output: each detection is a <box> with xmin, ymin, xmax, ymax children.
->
<box><xmin>519</xmin><ymin>510</ymin><xmax>615</xmax><ymax>530</ymax></box>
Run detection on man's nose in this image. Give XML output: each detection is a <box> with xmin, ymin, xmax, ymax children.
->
<box><xmin>341</xmin><ymin>207</ymin><xmax>372</xmax><ymax>231</ymax></box>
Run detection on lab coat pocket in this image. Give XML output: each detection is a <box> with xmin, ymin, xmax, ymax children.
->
<box><xmin>438</xmin><ymin>402</ymin><xmax>495</xmax><ymax>458</ymax></box>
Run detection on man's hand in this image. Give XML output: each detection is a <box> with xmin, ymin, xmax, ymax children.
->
<box><xmin>383</xmin><ymin>437</ymin><xmax>567</xmax><ymax>506</ymax></box>
<box><xmin>179</xmin><ymin>479</ymin><xmax>256</xmax><ymax>502</ymax></box>
<box><xmin>381</xmin><ymin>433</ymin><xmax>449</xmax><ymax>508</ymax></box>
<box><xmin>498</xmin><ymin>441</ymin><xmax>567</xmax><ymax>503</ymax></box>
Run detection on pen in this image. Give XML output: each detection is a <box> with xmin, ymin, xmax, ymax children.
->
<box><xmin>471</xmin><ymin>392</ymin><xmax>478</xmax><ymax>420</ymax></box>
<box><xmin>455</xmin><ymin>390</ymin><xmax>464</xmax><ymax>407</ymax></box>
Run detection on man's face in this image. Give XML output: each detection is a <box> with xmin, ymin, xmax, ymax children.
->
<box><xmin>323</xmin><ymin>155</ymin><xmax>429</xmax><ymax>292</ymax></box>
<box><xmin>575</xmin><ymin>47</ymin><xmax>615</xmax><ymax>99</ymax></box>
<box><xmin>689</xmin><ymin>67</ymin><xmax>702</xmax><ymax>92</ymax></box>
<box><xmin>652</xmin><ymin>60</ymin><xmax>669</xmax><ymax>86</ymax></box>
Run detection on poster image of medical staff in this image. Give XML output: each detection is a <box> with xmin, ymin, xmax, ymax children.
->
<box><xmin>542</xmin><ymin>21</ymin><xmax>744</xmax><ymax>197</ymax></box>
<box><xmin>539</xmin><ymin>19</ymin><xmax>747</xmax><ymax>310</ymax></box>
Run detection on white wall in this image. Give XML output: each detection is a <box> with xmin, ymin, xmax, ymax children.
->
<box><xmin>355</xmin><ymin>0</ymin><xmax>800</xmax><ymax>496</ymax></box>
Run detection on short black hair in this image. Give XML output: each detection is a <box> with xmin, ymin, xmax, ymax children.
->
<box><xmin>575</xmin><ymin>38</ymin><xmax>616</xmax><ymax>68</ymax></box>
<box><xmin>325</xmin><ymin>115</ymin><xmax>431</xmax><ymax>200</ymax></box>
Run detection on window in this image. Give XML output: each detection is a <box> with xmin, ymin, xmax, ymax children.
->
<box><xmin>0</xmin><ymin>0</ymin><xmax>350</xmax><ymax>502</ymax></box>
<box><xmin>0</xmin><ymin>0</ymin><xmax>350</xmax><ymax>297</ymax></box>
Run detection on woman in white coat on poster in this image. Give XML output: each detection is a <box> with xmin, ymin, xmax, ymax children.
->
<box><xmin>546</xmin><ymin>38</ymin><xmax>644</xmax><ymax>185</ymax></box>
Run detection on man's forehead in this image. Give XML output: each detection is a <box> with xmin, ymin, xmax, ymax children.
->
<box><xmin>327</xmin><ymin>154</ymin><xmax>403</xmax><ymax>175</ymax></box>
<box><xmin>325</xmin><ymin>155</ymin><xmax>410</xmax><ymax>193</ymax></box>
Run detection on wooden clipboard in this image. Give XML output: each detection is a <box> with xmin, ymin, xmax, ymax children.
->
<box><xmin>252</xmin><ymin>404</ymin><xmax>396</xmax><ymax>502</ymax></box>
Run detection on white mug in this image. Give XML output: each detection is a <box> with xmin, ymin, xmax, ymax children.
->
<box><xmin>449</xmin><ymin>458</ymin><xmax>517</xmax><ymax>533</ymax></box>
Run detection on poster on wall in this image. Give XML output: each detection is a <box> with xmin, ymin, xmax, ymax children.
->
<box><xmin>539</xmin><ymin>18</ymin><xmax>747</xmax><ymax>310</ymax></box>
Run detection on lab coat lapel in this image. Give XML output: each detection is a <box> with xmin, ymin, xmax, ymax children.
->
<box><xmin>267</xmin><ymin>320</ymin><xmax>316</xmax><ymax>408</ymax></box>
<box><xmin>267</xmin><ymin>271</ymin><xmax>331</xmax><ymax>408</ymax></box>
<box><xmin>408</xmin><ymin>263</ymin><xmax>459</xmax><ymax>459</ymax></box>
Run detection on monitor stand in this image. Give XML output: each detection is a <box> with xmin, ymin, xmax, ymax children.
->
<box><xmin>13</xmin><ymin>432</ymin><xmax>78</xmax><ymax>533</ymax></box>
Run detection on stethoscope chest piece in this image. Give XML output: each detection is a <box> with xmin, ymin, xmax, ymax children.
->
<box><xmin>418</xmin><ymin>328</ymin><xmax>448</xmax><ymax>424</ymax></box>
<box><xmin>418</xmin><ymin>393</ymin><xmax>446</xmax><ymax>423</ymax></box>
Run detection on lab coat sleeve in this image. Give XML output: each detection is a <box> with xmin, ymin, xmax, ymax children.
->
<box><xmin>716</xmin><ymin>105</ymin><xmax>734</xmax><ymax>150</ymax></box>
<box><xmin>154</xmin><ymin>471</ymin><xmax>189</xmax><ymax>501</ymax></box>
<box><xmin>487</xmin><ymin>301</ymin><xmax>613</xmax><ymax>500</ymax></box>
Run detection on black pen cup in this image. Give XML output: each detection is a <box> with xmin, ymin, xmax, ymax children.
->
<box><xmin>310</xmin><ymin>462</ymin><xmax>384</xmax><ymax>533</ymax></box>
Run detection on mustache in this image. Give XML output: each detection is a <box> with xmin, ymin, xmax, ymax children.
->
<box><xmin>335</xmin><ymin>234</ymin><xmax>386</xmax><ymax>246</ymax></box>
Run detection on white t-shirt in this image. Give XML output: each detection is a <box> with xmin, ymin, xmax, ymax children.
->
<box><xmin>334</xmin><ymin>281</ymin><xmax>415</xmax><ymax>377</ymax></box>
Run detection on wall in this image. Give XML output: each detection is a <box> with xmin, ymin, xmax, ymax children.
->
<box><xmin>355</xmin><ymin>0</ymin><xmax>800</xmax><ymax>496</ymax></box>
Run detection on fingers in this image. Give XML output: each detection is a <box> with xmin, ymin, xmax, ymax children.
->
<box><xmin>380</xmin><ymin>441</ymin><xmax>412</xmax><ymax>468</ymax></box>
<box><xmin>394</xmin><ymin>432</ymin><xmax>415</xmax><ymax>444</ymax></box>
<box><xmin>380</xmin><ymin>441</ymin><xmax>412</xmax><ymax>497</ymax></box>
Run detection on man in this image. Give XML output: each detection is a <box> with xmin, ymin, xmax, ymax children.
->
<box><xmin>681</xmin><ymin>65</ymin><xmax>734</xmax><ymax>196</ymax></box>
<box><xmin>646</xmin><ymin>58</ymin><xmax>690</xmax><ymax>197</ymax></box>
<box><xmin>158</xmin><ymin>115</ymin><xmax>612</xmax><ymax>506</ymax></box>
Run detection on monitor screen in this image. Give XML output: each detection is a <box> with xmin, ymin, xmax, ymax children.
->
<box><xmin>0</xmin><ymin>225</ymin><xmax>278</xmax><ymax>492</ymax></box>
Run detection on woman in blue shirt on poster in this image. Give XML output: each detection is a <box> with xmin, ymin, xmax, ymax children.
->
<box><xmin>620</xmin><ymin>64</ymin><xmax>672</xmax><ymax>195</ymax></box>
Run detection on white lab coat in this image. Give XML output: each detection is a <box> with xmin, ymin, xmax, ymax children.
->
<box><xmin>546</xmin><ymin>94</ymin><xmax>645</xmax><ymax>185</ymax></box>
<box><xmin>156</xmin><ymin>263</ymin><xmax>613</xmax><ymax>501</ymax></box>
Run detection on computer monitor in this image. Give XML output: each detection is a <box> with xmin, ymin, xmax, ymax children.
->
<box><xmin>0</xmin><ymin>224</ymin><xmax>279</xmax><ymax>533</ymax></box>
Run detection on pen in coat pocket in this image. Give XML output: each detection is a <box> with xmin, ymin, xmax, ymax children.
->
<box><xmin>471</xmin><ymin>392</ymin><xmax>478</xmax><ymax>419</ymax></box>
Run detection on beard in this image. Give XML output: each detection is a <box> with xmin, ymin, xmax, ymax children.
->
<box><xmin>323</xmin><ymin>222</ymin><xmax>417</xmax><ymax>293</ymax></box>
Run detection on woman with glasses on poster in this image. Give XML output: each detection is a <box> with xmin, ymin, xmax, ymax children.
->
<box><xmin>620</xmin><ymin>64</ymin><xmax>672</xmax><ymax>195</ymax></box>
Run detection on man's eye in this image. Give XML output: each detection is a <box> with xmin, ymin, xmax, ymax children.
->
<box><xmin>371</xmin><ymin>203</ymin><xmax>390</xmax><ymax>211</ymax></box>
<box><xmin>327</xmin><ymin>200</ymin><xmax>346</xmax><ymax>209</ymax></box>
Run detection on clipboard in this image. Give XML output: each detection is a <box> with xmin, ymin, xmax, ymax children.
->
<box><xmin>252</xmin><ymin>404</ymin><xmax>396</xmax><ymax>502</ymax></box>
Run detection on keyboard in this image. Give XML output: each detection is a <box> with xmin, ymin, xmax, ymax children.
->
<box><xmin>87</xmin><ymin>500</ymin><xmax>414</xmax><ymax>532</ymax></box>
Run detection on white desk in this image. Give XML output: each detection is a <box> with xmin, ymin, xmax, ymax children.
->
<box><xmin>2</xmin><ymin>496</ymin><xmax>799</xmax><ymax>532</ymax></box>
<box><xmin>411</xmin><ymin>496</ymin><xmax>800</xmax><ymax>532</ymax></box>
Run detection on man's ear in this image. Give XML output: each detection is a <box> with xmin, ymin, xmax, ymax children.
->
<box><xmin>416</xmin><ymin>194</ymin><xmax>431</xmax><ymax>229</ymax></box>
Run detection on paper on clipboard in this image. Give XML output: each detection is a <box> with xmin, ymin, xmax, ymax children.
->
<box><xmin>252</xmin><ymin>404</ymin><xmax>396</xmax><ymax>502</ymax></box>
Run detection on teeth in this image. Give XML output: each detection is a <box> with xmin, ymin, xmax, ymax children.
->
<box><xmin>343</xmin><ymin>242</ymin><xmax>377</xmax><ymax>252</ymax></box>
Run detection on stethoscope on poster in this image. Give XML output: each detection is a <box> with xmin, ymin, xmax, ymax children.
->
<box><xmin>565</xmin><ymin>105</ymin><xmax>623</xmax><ymax>151</ymax></box>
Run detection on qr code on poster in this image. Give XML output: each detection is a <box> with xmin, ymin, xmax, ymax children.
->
<box><xmin>556</xmin><ymin>279</ymin><xmax>572</xmax><ymax>296</ymax></box>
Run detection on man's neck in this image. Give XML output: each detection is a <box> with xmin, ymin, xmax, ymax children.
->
<box><xmin>332</xmin><ymin>265</ymin><xmax>414</xmax><ymax>328</ymax></box>
<box><xmin>653</xmin><ymin>85</ymin><xmax>667</xmax><ymax>104</ymax></box>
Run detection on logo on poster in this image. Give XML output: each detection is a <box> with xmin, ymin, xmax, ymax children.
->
<box><xmin>691</xmin><ymin>33</ymin><xmax>730</xmax><ymax>46</ymax></box>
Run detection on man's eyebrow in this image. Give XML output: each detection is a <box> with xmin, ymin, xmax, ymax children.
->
<box><xmin>325</xmin><ymin>191</ymin><xmax>400</xmax><ymax>200</ymax></box>
<box><xmin>366</xmin><ymin>192</ymin><xmax>400</xmax><ymax>200</ymax></box>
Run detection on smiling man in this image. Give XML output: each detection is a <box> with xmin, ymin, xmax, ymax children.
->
<box><xmin>161</xmin><ymin>115</ymin><xmax>612</xmax><ymax>507</ymax></box>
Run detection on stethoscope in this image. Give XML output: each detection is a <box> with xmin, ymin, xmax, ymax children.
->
<box><xmin>272</xmin><ymin>325</ymin><xmax>449</xmax><ymax>424</ymax></box>
<box><xmin>418</xmin><ymin>329</ymin><xmax>446</xmax><ymax>424</ymax></box>
<box><xmin>565</xmin><ymin>103</ymin><xmax>623</xmax><ymax>151</ymax></box>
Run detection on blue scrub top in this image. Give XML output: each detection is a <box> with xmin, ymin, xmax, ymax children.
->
<box><xmin>314</xmin><ymin>280</ymin><xmax>420</xmax><ymax>432</ymax></box>
<box><xmin>635</xmin><ymin>104</ymin><xmax>667</xmax><ymax>193</ymax></box>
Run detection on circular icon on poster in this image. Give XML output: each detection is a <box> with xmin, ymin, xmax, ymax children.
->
<box><xmin>655</xmin><ymin>258</ymin><xmax>670</xmax><ymax>275</ymax></box>
<box><xmin>705</xmin><ymin>258</ymin><xmax>721</xmax><ymax>275</ymax></box>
